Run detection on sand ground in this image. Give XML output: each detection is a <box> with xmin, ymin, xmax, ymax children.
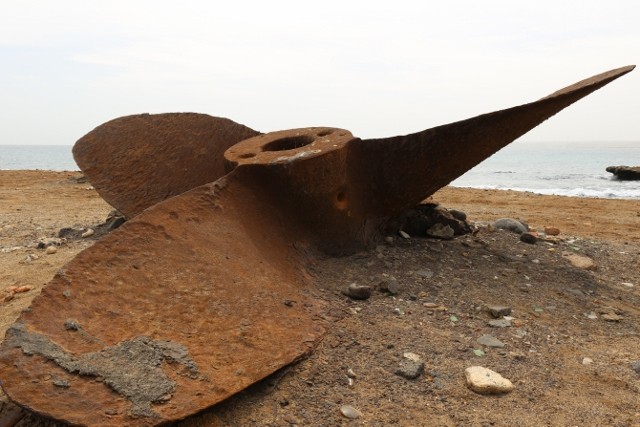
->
<box><xmin>1</xmin><ymin>170</ymin><xmax>640</xmax><ymax>426</ymax></box>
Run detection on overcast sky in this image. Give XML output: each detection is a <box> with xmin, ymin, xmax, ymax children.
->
<box><xmin>1</xmin><ymin>0</ymin><xmax>638</xmax><ymax>146</ymax></box>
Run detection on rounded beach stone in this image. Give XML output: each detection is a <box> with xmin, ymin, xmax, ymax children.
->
<box><xmin>464</xmin><ymin>366</ymin><xmax>514</xmax><ymax>394</ymax></box>
<box><xmin>340</xmin><ymin>404</ymin><xmax>362</xmax><ymax>419</ymax></box>
<box><xmin>493</xmin><ymin>218</ymin><xmax>527</xmax><ymax>234</ymax></box>
<box><xmin>519</xmin><ymin>232</ymin><xmax>537</xmax><ymax>244</ymax></box>
<box><xmin>342</xmin><ymin>283</ymin><xmax>372</xmax><ymax>300</ymax></box>
<box><xmin>562</xmin><ymin>252</ymin><xmax>597</xmax><ymax>271</ymax></box>
<box><xmin>544</xmin><ymin>226</ymin><xmax>560</xmax><ymax>236</ymax></box>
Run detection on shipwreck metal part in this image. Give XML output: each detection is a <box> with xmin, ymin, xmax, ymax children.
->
<box><xmin>0</xmin><ymin>173</ymin><xmax>326</xmax><ymax>426</ymax></box>
<box><xmin>73</xmin><ymin>113</ymin><xmax>260</xmax><ymax>218</ymax></box>
<box><xmin>226</xmin><ymin>66</ymin><xmax>635</xmax><ymax>253</ymax></box>
<box><xmin>0</xmin><ymin>65</ymin><xmax>634</xmax><ymax>426</ymax></box>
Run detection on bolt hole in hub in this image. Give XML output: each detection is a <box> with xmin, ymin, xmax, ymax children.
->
<box><xmin>335</xmin><ymin>191</ymin><xmax>348</xmax><ymax>210</ymax></box>
<box><xmin>263</xmin><ymin>135</ymin><xmax>315</xmax><ymax>152</ymax></box>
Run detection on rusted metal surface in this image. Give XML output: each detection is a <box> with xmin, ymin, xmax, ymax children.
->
<box><xmin>73</xmin><ymin>113</ymin><xmax>260</xmax><ymax>218</ymax></box>
<box><xmin>0</xmin><ymin>66</ymin><xmax>634</xmax><ymax>426</ymax></box>
<box><xmin>0</xmin><ymin>169</ymin><xmax>324</xmax><ymax>426</ymax></box>
<box><xmin>226</xmin><ymin>66</ymin><xmax>635</xmax><ymax>253</ymax></box>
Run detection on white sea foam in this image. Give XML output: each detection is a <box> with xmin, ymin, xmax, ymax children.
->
<box><xmin>451</xmin><ymin>141</ymin><xmax>640</xmax><ymax>200</ymax></box>
<box><xmin>452</xmin><ymin>184</ymin><xmax>640</xmax><ymax>200</ymax></box>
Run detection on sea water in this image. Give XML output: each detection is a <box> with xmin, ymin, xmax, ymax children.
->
<box><xmin>451</xmin><ymin>141</ymin><xmax>640</xmax><ymax>200</ymax></box>
<box><xmin>1</xmin><ymin>142</ymin><xmax>639</xmax><ymax>199</ymax></box>
<box><xmin>0</xmin><ymin>145</ymin><xmax>77</xmax><ymax>171</ymax></box>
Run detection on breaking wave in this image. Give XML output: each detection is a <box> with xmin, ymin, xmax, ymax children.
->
<box><xmin>452</xmin><ymin>184</ymin><xmax>640</xmax><ymax>200</ymax></box>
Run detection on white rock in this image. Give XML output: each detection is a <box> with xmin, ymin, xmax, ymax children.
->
<box><xmin>562</xmin><ymin>252</ymin><xmax>597</xmax><ymax>271</ymax></box>
<box><xmin>81</xmin><ymin>228</ymin><xmax>95</xmax><ymax>238</ymax></box>
<box><xmin>45</xmin><ymin>246</ymin><xmax>58</xmax><ymax>255</ymax></box>
<box><xmin>340</xmin><ymin>405</ymin><xmax>362</xmax><ymax>419</ymax></box>
<box><xmin>464</xmin><ymin>366</ymin><xmax>514</xmax><ymax>394</ymax></box>
<box><xmin>582</xmin><ymin>357</ymin><xmax>593</xmax><ymax>365</ymax></box>
<box><xmin>403</xmin><ymin>352</ymin><xmax>421</xmax><ymax>362</ymax></box>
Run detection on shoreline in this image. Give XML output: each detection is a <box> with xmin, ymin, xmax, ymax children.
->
<box><xmin>1</xmin><ymin>170</ymin><xmax>639</xmax><ymax>245</ymax></box>
<box><xmin>433</xmin><ymin>186</ymin><xmax>640</xmax><ymax>245</ymax></box>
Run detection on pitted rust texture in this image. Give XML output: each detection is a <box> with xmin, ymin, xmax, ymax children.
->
<box><xmin>0</xmin><ymin>66</ymin><xmax>634</xmax><ymax>426</ymax></box>
<box><xmin>5</xmin><ymin>322</ymin><xmax>199</xmax><ymax>418</ymax></box>
<box><xmin>0</xmin><ymin>174</ymin><xmax>325</xmax><ymax>425</ymax></box>
<box><xmin>73</xmin><ymin>113</ymin><xmax>260</xmax><ymax>218</ymax></box>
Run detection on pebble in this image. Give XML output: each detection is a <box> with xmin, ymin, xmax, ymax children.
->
<box><xmin>544</xmin><ymin>226</ymin><xmax>560</xmax><ymax>236</ymax></box>
<box><xmin>601</xmin><ymin>313</ymin><xmax>623</xmax><ymax>322</ymax></box>
<box><xmin>630</xmin><ymin>361</ymin><xmax>640</xmax><ymax>374</ymax></box>
<box><xmin>340</xmin><ymin>405</ymin><xmax>362</xmax><ymax>419</ymax></box>
<box><xmin>81</xmin><ymin>228</ymin><xmax>95</xmax><ymax>238</ymax></box>
<box><xmin>487</xmin><ymin>305</ymin><xmax>511</xmax><ymax>318</ymax></box>
<box><xmin>562</xmin><ymin>252</ymin><xmax>597</xmax><ymax>271</ymax></box>
<box><xmin>449</xmin><ymin>209</ymin><xmax>467</xmax><ymax>221</ymax></box>
<box><xmin>24</xmin><ymin>253</ymin><xmax>39</xmax><ymax>262</ymax></box>
<box><xmin>487</xmin><ymin>318</ymin><xmax>511</xmax><ymax>328</ymax></box>
<box><xmin>494</xmin><ymin>218</ymin><xmax>527</xmax><ymax>234</ymax></box>
<box><xmin>566</xmin><ymin>288</ymin><xmax>586</xmax><ymax>297</ymax></box>
<box><xmin>37</xmin><ymin>237</ymin><xmax>63</xmax><ymax>249</ymax></box>
<box><xmin>398</xmin><ymin>230</ymin><xmax>410</xmax><ymax>239</ymax></box>
<box><xmin>52</xmin><ymin>379</ymin><xmax>71</xmax><ymax>388</ymax></box>
<box><xmin>520</xmin><ymin>232</ymin><xmax>537</xmax><ymax>244</ymax></box>
<box><xmin>45</xmin><ymin>246</ymin><xmax>58</xmax><ymax>254</ymax></box>
<box><xmin>477</xmin><ymin>335</ymin><xmax>505</xmax><ymax>348</ymax></box>
<box><xmin>346</xmin><ymin>368</ymin><xmax>356</xmax><ymax>378</ymax></box>
<box><xmin>427</xmin><ymin>224</ymin><xmax>455</xmax><ymax>240</ymax></box>
<box><xmin>415</xmin><ymin>269</ymin><xmax>434</xmax><ymax>279</ymax></box>
<box><xmin>582</xmin><ymin>357</ymin><xmax>594</xmax><ymax>365</ymax></box>
<box><xmin>395</xmin><ymin>352</ymin><xmax>425</xmax><ymax>380</ymax></box>
<box><xmin>464</xmin><ymin>366</ymin><xmax>514</xmax><ymax>394</ymax></box>
<box><xmin>378</xmin><ymin>277</ymin><xmax>399</xmax><ymax>295</ymax></box>
<box><xmin>342</xmin><ymin>283</ymin><xmax>372</xmax><ymax>300</ymax></box>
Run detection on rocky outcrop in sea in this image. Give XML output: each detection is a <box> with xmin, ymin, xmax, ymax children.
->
<box><xmin>606</xmin><ymin>165</ymin><xmax>640</xmax><ymax>181</ymax></box>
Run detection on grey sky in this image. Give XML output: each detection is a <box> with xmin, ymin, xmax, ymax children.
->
<box><xmin>1</xmin><ymin>0</ymin><xmax>638</xmax><ymax>145</ymax></box>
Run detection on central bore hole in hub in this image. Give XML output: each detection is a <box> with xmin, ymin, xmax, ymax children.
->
<box><xmin>263</xmin><ymin>135</ymin><xmax>315</xmax><ymax>151</ymax></box>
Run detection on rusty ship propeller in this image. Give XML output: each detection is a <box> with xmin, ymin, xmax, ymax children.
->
<box><xmin>0</xmin><ymin>65</ymin><xmax>634</xmax><ymax>426</ymax></box>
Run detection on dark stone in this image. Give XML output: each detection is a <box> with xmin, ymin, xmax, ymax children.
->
<box><xmin>343</xmin><ymin>283</ymin><xmax>373</xmax><ymax>300</ymax></box>
<box><xmin>477</xmin><ymin>335</ymin><xmax>505</xmax><ymax>348</ymax></box>
<box><xmin>390</xmin><ymin>204</ymin><xmax>472</xmax><ymax>238</ymax></box>
<box><xmin>487</xmin><ymin>306</ymin><xmax>512</xmax><ymax>318</ymax></box>
<box><xmin>58</xmin><ymin>227</ymin><xmax>79</xmax><ymax>239</ymax></box>
<box><xmin>378</xmin><ymin>277</ymin><xmax>399</xmax><ymax>295</ymax></box>
<box><xmin>449</xmin><ymin>209</ymin><xmax>467</xmax><ymax>222</ymax></box>
<box><xmin>520</xmin><ymin>232</ymin><xmax>537</xmax><ymax>244</ymax></box>
<box><xmin>395</xmin><ymin>358</ymin><xmax>425</xmax><ymax>380</ymax></box>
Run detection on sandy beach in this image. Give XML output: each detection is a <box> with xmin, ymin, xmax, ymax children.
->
<box><xmin>1</xmin><ymin>170</ymin><xmax>640</xmax><ymax>426</ymax></box>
